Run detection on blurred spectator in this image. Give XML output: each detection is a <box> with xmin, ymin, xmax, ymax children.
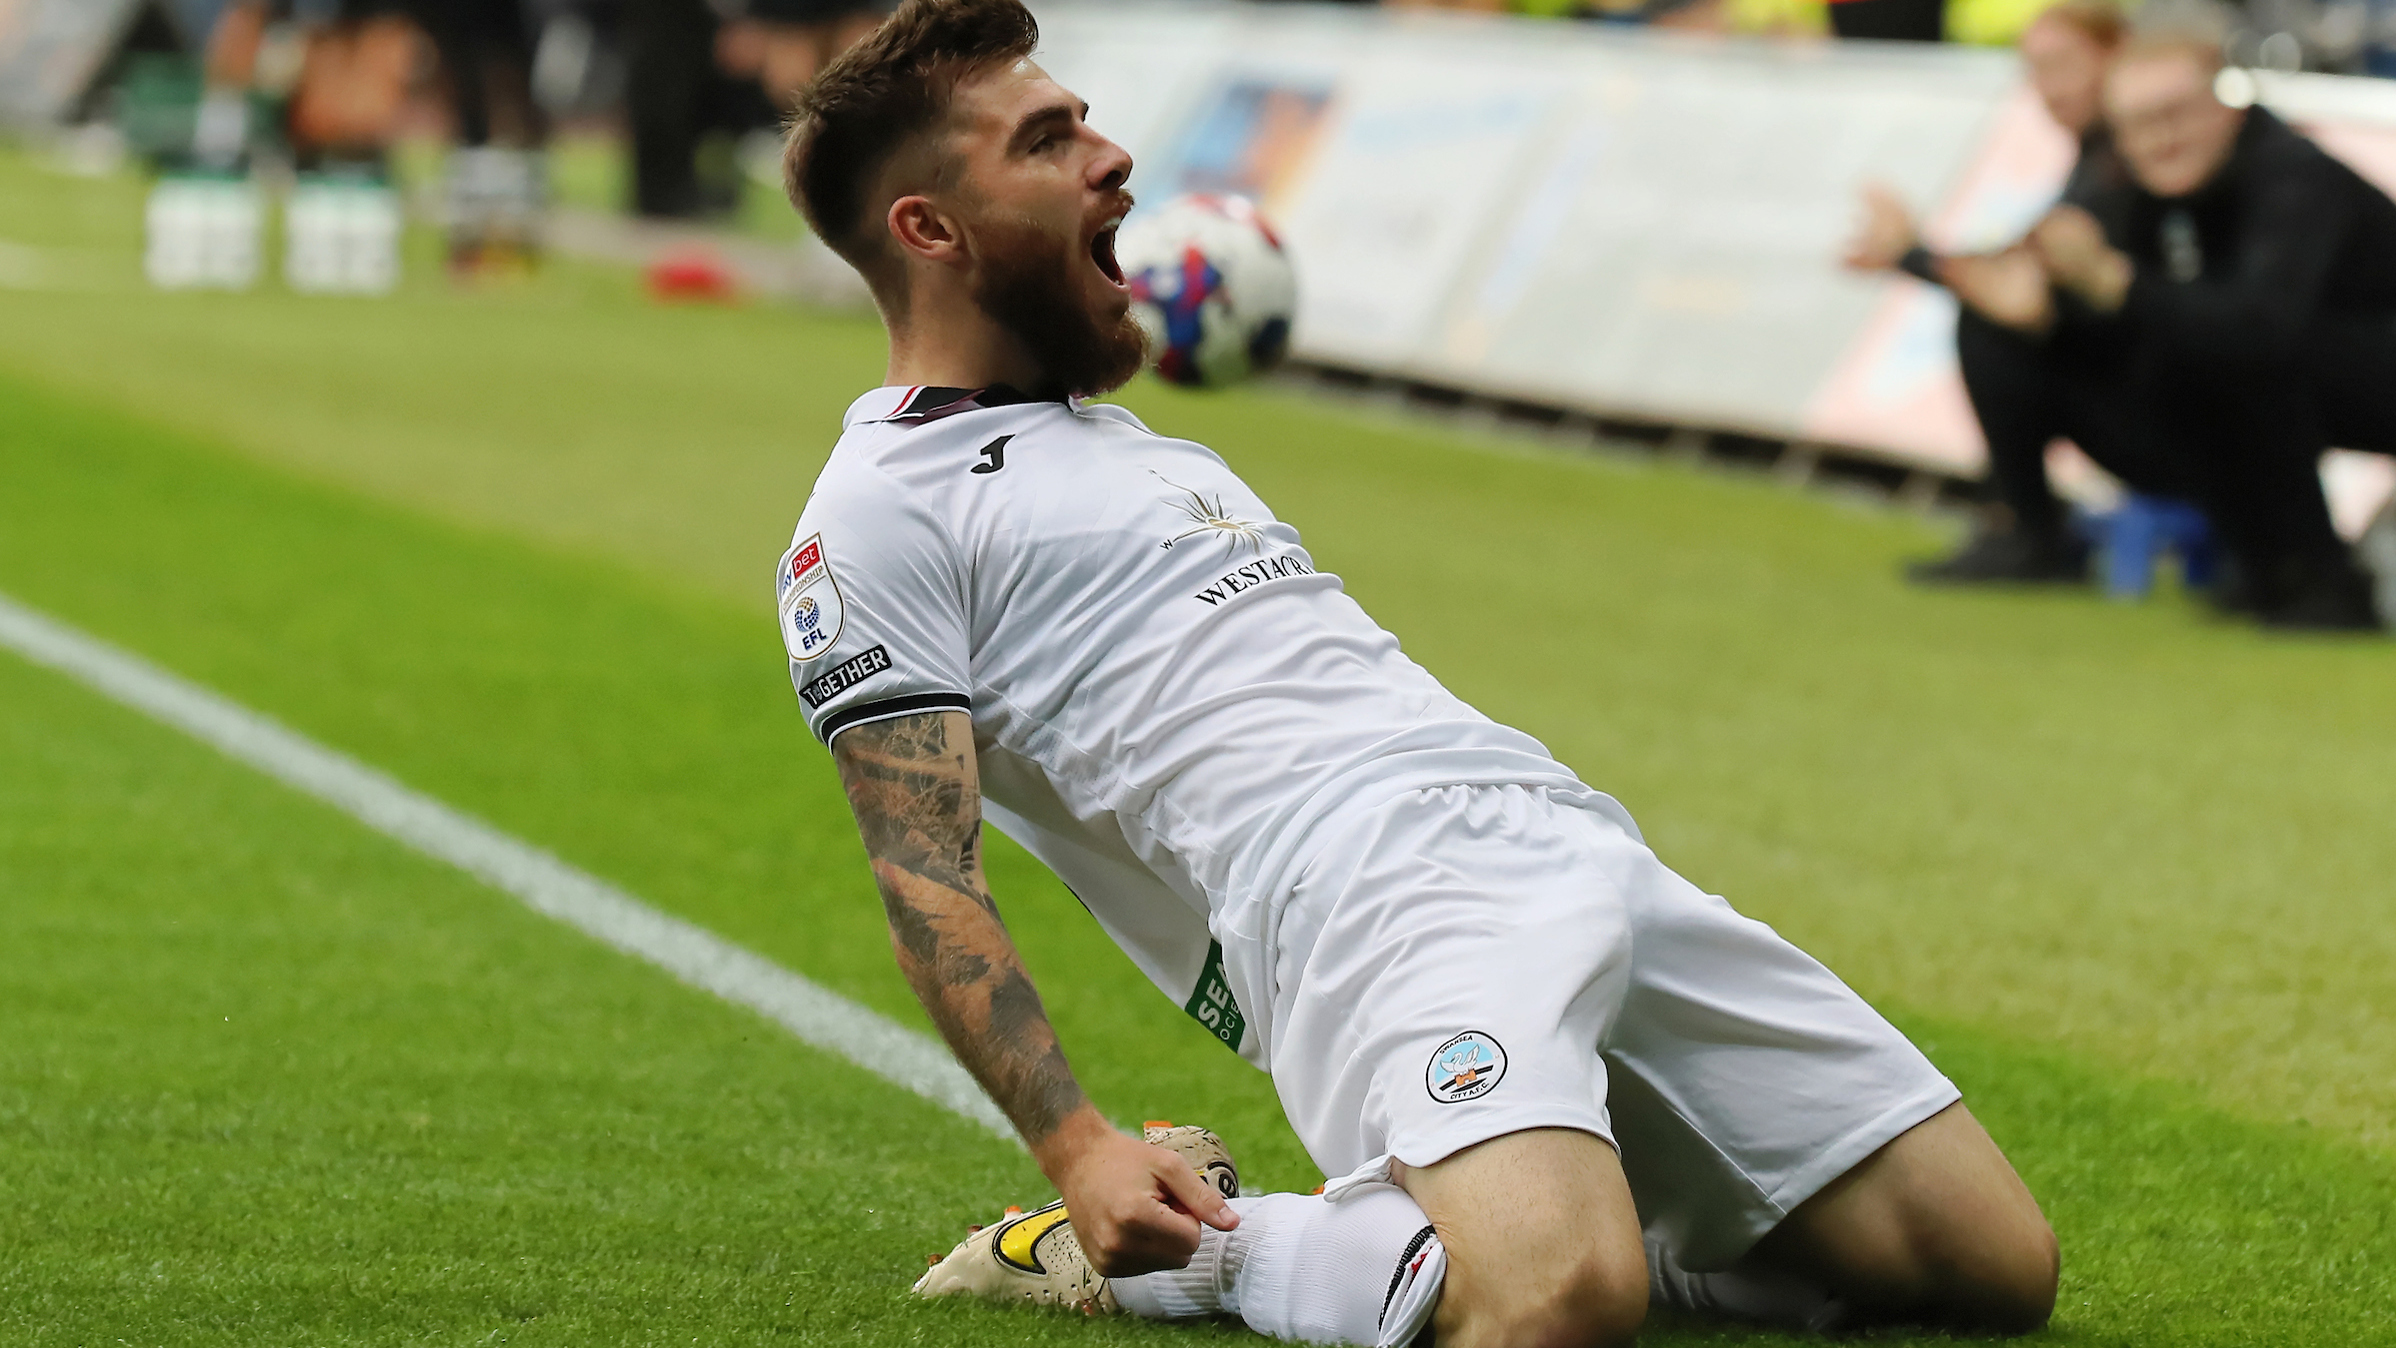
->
<box><xmin>1378</xmin><ymin>0</ymin><xmax>1631</xmax><ymax>14</ymax></box>
<box><xmin>201</xmin><ymin>0</ymin><xmax>549</xmax><ymax>270</ymax></box>
<box><xmin>203</xmin><ymin>1</ymin><xmax>545</xmax><ymax>162</ymax></box>
<box><xmin>715</xmin><ymin>0</ymin><xmax>891</xmax><ymax>111</ymax></box>
<box><xmin>2022</xmin><ymin>25</ymin><xmax>2396</xmax><ymax>625</ymax></box>
<box><xmin>1317</xmin><ymin>0</ymin><xmax>1813</xmax><ymax>28</ymax></box>
<box><xmin>1828</xmin><ymin>0</ymin><xmax>1945</xmax><ymax>41</ymax></box>
<box><xmin>621</xmin><ymin>0</ymin><xmax>767</xmax><ymax>216</ymax></box>
<box><xmin>621</xmin><ymin>0</ymin><xmax>886</xmax><ymax>217</ymax></box>
<box><xmin>1877</xmin><ymin>8</ymin><xmax>2396</xmax><ymax>627</ymax></box>
<box><xmin>2371</xmin><ymin>0</ymin><xmax>2396</xmax><ymax>76</ymax></box>
<box><xmin>1846</xmin><ymin>0</ymin><xmax>2127</xmax><ymax>583</ymax></box>
<box><xmin>202</xmin><ymin>1</ymin><xmax>417</xmax><ymax>163</ymax></box>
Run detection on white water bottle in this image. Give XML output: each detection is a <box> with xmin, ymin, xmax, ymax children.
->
<box><xmin>145</xmin><ymin>176</ymin><xmax>262</xmax><ymax>290</ymax></box>
<box><xmin>285</xmin><ymin>178</ymin><xmax>402</xmax><ymax>295</ymax></box>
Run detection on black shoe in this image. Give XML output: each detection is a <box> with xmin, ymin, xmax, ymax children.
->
<box><xmin>2259</xmin><ymin>558</ymin><xmax>2382</xmax><ymax>632</ymax></box>
<box><xmin>2202</xmin><ymin>553</ymin><xmax>2264</xmax><ymax>616</ymax></box>
<box><xmin>1906</xmin><ymin>527</ymin><xmax>2090</xmax><ymax>585</ymax></box>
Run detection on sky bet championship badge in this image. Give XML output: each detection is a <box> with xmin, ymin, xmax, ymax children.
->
<box><xmin>1426</xmin><ymin>1030</ymin><xmax>1507</xmax><ymax>1104</ymax></box>
<box><xmin>776</xmin><ymin>534</ymin><xmax>846</xmax><ymax>663</ymax></box>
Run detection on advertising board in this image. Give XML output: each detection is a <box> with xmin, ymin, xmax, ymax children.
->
<box><xmin>0</xmin><ymin>0</ymin><xmax>146</xmax><ymax>126</ymax></box>
<box><xmin>1040</xmin><ymin>1</ymin><xmax>2396</xmax><ymax>526</ymax></box>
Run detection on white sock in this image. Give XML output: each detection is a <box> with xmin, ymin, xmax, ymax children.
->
<box><xmin>1111</xmin><ymin>1197</ymin><xmax>1249</xmax><ymax>1320</ymax></box>
<box><xmin>1644</xmin><ymin>1230</ymin><xmax>1846</xmax><ymax>1332</ymax></box>
<box><xmin>1114</xmin><ymin>1184</ymin><xmax>1445</xmax><ymax>1346</ymax></box>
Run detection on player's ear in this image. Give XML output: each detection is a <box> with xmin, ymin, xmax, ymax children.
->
<box><xmin>888</xmin><ymin>195</ymin><xmax>963</xmax><ymax>266</ymax></box>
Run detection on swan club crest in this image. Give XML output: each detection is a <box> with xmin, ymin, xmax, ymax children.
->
<box><xmin>1426</xmin><ymin>1030</ymin><xmax>1508</xmax><ymax>1104</ymax></box>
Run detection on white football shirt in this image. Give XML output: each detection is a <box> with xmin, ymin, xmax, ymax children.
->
<box><xmin>780</xmin><ymin>385</ymin><xmax>1614</xmax><ymax>1067</ymax></box>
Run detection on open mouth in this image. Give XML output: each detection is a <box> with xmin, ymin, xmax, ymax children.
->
<box><xmin>1090</xmin><ymin>215</ymin><xmax>1125</xmax><ymax>288</ymax></box>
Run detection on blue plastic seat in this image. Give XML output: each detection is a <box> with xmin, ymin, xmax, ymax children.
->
<box><xmin>2081</xmin><ymin>494</ymin><xmax>2216</xmax><ymax>600</ymax></box>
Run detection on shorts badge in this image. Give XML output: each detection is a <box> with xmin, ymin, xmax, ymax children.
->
<box><xmin>775</xmin><ymin>533</ymin><xmax>846</xmax><ymax>662</ymax></box>
<box><xmin>1426</xmin><ymin>1031</ymin><xmax>1507</xmax><ymax>1105</ymax></box>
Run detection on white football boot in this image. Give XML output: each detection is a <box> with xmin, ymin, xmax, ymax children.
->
<box><xmin>912</xmin><ymin>1121</ymin><xmax>1241</xmax><ymax>1312</ymax></box>
<box><xmin>1145</xmin><ymin>1120</ymin><xmax>1241</xmax><ymax>1202</ymax></box>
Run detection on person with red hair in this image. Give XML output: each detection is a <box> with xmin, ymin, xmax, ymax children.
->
<box><xmin>1846</xmin><ymin>0</ymin><xmax>2132</xmax><ymax>585</ymax></box>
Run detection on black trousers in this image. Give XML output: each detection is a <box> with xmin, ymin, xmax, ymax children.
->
<box><xmin>1955</xmin><ymin>308</ymin><xmax>2396</xmax><ymax>578</ymax></box>
<box><xmin>343</xmin><ymin>0</ymin><xmax>541</xmax><ymax>148</ymax></box>
<box><xmin>622</xmin><ymin>0</ymin><xmax>774</xmax><ymax>217</ymax></box>
<box><xmin>407</xmin><ymin>0</ymin><xmax>539</xmax><ymax>149</ymax></box>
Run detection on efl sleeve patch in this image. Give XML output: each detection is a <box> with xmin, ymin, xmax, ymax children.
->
<box><xmin>774</xmin><ymin>474</ymin><xmax>974</xmax><ymax>747</ymax></box>
<box><xmin>776</xmin><ymin>533</ymin><xmax>846</xmax><ymax>662</ymax></box>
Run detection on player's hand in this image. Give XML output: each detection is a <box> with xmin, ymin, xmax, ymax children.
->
<box><xmin>2029</xmin><ymin>205</ymin><xmax>2132</xmax><ymax>312</ymax></box>
<box><xmin>1842</xmin><ymin>183</ymin><xmax>1921</xmax><ymax>272</ymax></box>
<box><xmin>1035</xmin><ymin>1110</ymin><xmax>1240</xmax><ymax>1278</ymax></box>
<box><xmin>1940</xmin><ymin>248</ymin><xmax>2057</xmax><ymax>335</ymax></box>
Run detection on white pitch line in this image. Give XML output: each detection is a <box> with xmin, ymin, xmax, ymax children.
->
<box><xmin>0</xmin><ymin>588</ymin><xmax>1013</xmax><ymax>1139</ymax></box>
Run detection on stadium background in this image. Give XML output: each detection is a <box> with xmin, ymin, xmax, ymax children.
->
<box><xmin>3</xmin><ymin>0</ymin><xmax>2394</xmax><ymax>1343</ymax></box>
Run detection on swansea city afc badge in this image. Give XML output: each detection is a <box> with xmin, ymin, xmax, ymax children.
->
<box><xmin>1426</xmin><ymin>1030</ymin><xmax>1507</xmax><ymax>1104</ymax></box>
<box><xmin>776</xmin><ymin>533</ymin><xmax>847</xmax><ymax>662</ymax></box>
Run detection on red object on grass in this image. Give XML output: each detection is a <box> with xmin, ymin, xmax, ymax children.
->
<box><xmin>646</xmin><ymin>249</ymin><xmax>738</xmax><ymax>303</ymax></box>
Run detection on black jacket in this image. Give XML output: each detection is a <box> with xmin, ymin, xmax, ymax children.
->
<box><xmin>2105</xmin><ymin>107</ymin><xmax>2396</xmax><ymax>365</ymax></box>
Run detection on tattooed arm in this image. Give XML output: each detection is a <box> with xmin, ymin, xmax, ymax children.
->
<box><xmin>831</xmin><ymin>710</ymin><xmax>1234</xmax><ymax>1273</ymax></box>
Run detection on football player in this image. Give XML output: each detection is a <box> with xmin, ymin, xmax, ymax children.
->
<box><xmin>774</xmin><ymin>3</ymin><xmax>2059</xmax><ymax>1343</ymax></box>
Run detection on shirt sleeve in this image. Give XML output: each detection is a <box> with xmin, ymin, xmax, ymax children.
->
<box><xmin>776</xmin><ymin>466</ymin><xmax>971</xmax><ymax>745</ymax></box>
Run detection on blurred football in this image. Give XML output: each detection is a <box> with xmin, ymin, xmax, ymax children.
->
<box><xmin>1118</xmin><ymin>193</ymin><xmax>1297</xmax><ymax>389</ymax></box>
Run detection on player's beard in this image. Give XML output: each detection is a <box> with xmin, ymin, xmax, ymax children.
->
<box><xmin>970</xmin><ymin>214</ymin><xmax>1148</xmax><ymax>400</ymax></box>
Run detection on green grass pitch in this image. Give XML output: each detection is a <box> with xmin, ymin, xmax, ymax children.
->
<box><xmin>2</xmin><ymin>146</ymin><xmax>2392</xmax><ymax>1344</ymax></box>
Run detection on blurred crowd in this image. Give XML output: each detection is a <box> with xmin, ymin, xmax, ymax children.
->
<box><xmin>1848</xmin><ymin>0</ymin><xmax>2396</xmax><ymax>629</ymax></box>
<box><xmin>47</xmin><ymin>0</ymin><xmax>2396</xmax><ymax>626</ymax></box>
<box><xmin>129</xmin><ymin>0</ymin><xmax>2396</xmax><ymax>224</ymax></box>
<box><xmin>1288</xmin><ymin>0</ymin><xmax>2396</xmax><ymax>61</ymax></box>
<box><xmin>162</xmin><ymin>0</ymin><xmax>898</xmax><ymax>223</ymax></box>
<box><xmin>66</xmin><ymin>0</ymin><xmax>2396</xmax><ymax>274</ymax></box>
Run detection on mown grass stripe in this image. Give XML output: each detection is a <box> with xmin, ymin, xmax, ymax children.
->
<box><xmin>0</xmin><ymin>586</ymin><xmax>1012</xmax><ymax>1139</ymax></box>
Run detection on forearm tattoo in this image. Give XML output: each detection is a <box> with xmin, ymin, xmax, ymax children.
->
<box><xmin>833</xmin><ymin>711</ymin><xmax>1086</xmax><ymax>1144</ymax></box>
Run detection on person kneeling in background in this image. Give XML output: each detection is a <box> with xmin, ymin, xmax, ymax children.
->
<box><xmin>2022</xmin><ymin>24</ymin><xmax>2395</xmax><ymax>628</ymax></box>
<box><xmin>1879</xmin><ymin>8</ymin><xmax>2396</xmax><ymax>629</ymax></box>
<box><xmin>1846</xmin><ymin>0</ymin><xmax>2130</xmax><ymax>588</ymax></box>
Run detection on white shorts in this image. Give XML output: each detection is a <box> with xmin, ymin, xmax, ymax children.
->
<box><xmin>1260</xmin><ymin>783</ymin><xmax>1959</xmax><ymax>1270</ymax></box>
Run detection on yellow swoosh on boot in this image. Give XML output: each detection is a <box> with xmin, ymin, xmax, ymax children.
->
<box><xmin>996</xmin><ymin>1201</ymin><xmax>1073</xmax><ymax>1274</ymax></box>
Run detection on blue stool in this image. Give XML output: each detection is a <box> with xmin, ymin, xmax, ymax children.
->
<box><xmin>2081</xmin><ymin>494</ymin><xmax>2216</xmax><ymax>600</ymax></box>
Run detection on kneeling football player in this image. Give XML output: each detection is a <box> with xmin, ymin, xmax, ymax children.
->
<box><xmin>773</xmin><ymin>3</ymin><xmax>2060</xmax><ymax>1343</ymax></box>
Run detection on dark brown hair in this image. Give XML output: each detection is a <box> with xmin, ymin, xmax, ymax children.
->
<box><xmin>782</xmin><ymin>0</ymin><xmax>1040</xmax><ymax>300</ymax></box>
